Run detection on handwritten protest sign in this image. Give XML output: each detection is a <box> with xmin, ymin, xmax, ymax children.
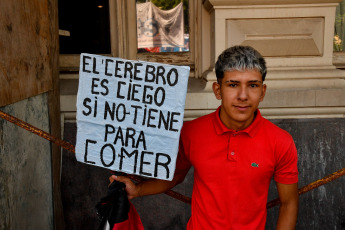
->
<box><xmin>75</xmin><ymin>54</ymin><xmax>190</xmax><ymax>181</ymax></box>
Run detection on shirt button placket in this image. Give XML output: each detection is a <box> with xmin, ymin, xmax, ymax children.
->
<box><xmin>228</xmin><ymin>133</ymin><xmax>237</xmax><ymax>163</ymax></box>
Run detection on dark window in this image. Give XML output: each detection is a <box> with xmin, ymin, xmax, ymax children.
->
<box><xmin>58</xmin><ymin>0</ymin><xmax>111</xmax><ymax>54</ymax></box>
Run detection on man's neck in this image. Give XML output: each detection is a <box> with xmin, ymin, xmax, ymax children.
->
<box><xmin>219</xmin><ymin>110</ymin><xmax>257</xmax><ymax>131</ymax></box>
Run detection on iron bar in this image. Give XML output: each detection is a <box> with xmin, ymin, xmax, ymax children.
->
<box><xmin>0</xmin><ymin>110</ymin><xmax>75</xmax><ymax>153</ymax></box>
<box><xmin>267</xmin><ymin>166</ymin><xmax>345</xmax><ymax>209</ymax></box>
<box><xmin>1</xmin><ymin>109</ymin><xmax>344</xmax><ymax>207</ymax></box>
<box><xmin>0</xmin><ymin>110</ymin><xmax>191</xmax><ymax>204</ymax></box>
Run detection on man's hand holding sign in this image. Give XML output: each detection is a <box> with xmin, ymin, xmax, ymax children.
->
<box><xmin>75</xmin><ymin>54</ymin><xmax>189</xmax><ymax>181</ymax></box>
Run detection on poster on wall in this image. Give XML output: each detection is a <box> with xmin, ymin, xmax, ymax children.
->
<box><xmin>136</xmin><ymin>2</ymin><xmax>184</xmax><ymax>48</ymax></box>
<box><xmin>75</xmin><ymin>53</ymin><xmax>190</xmax><ymax>181</ymax></box>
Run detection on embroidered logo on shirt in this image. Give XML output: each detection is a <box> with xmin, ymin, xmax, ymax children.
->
<box><xmin>251</xmin><ymin>162</ymin><xmax>259</xmax><ymax>167</ymax></box>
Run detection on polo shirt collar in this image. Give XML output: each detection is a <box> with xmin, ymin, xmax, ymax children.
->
<box><xmin>213</xmin><ymin>106</ymin><xmax>263</xmax><ymax>137</ymax></box>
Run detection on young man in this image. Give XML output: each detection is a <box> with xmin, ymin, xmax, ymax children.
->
<box><xmin>111</xmin><ymin>46</ymin><xmax>299</xmax><ymax>229</ymax></box>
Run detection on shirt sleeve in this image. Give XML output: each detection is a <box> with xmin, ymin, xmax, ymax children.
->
<box><xmin>175</xmin><ymin>130</ymin><xmax>192</xmax><ymax>171</ymax></box>
<box><xmin>274</xmin><ymin>138</ymin><xmax>299</xmax><ymax>184</ymax></box>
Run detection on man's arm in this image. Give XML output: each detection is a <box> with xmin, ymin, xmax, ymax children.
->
<box><xmin>109</xmin><ymin>167</ymin><xmax>190</xmax><ymax>200</ymax></box>
<box><xmin>276</xmin><ymin>182</ymin><xmax>299</xmax><ymax>230</ymax></box>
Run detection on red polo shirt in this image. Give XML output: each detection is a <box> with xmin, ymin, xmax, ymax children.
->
<box><xmin>177</xmin><ymin>107</ymin><xmax>298</xmax><ymax>229</ymax></box>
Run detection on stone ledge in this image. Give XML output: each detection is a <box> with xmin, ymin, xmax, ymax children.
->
<box><xmin>204</xmin><ymin>0</ymin><xmax>341</xmax><ymax>9</ymax></box>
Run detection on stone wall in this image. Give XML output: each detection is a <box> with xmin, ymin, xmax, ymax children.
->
<box><xmin>0</xmin><ymin>95</ymin><xmax>53</xmax><ymax>229</ymax></box>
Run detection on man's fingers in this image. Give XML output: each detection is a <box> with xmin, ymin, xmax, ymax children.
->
<box><xmin>108</xmin><ymin>175</ymin><xmax>139</xmax><ymax>199</ymax></box>
<box><xmin>109</xmin><ymin>175</ymin><xmax>115</xmax><ymax>183</ymax></box>
<box><xmin>109</xmin><ymin>175</ymin><xmax>131</xmax><ymax>185</ymax></box>
<box><xmin>114</xmin><ymin>175</ymin><xmax>127</xmax><ymax>182</ymax></box>
<box><xmin>108</xmin><ymin>175</ymin><xmax>125</xmax><ymax>186</ymax></box>
<box><xmin>108</xmin><ymin>175</ymin><xmax>116</xmax><ymax>186</ymax></box>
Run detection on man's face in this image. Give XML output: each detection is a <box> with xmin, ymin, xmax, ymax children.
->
<box><xmin>212</xmin><ymin>69</ymin><xmax>266</xmax><ymax>131</ymax></box>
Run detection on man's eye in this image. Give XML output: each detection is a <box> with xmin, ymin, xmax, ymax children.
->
<box><xmin>229</xmin><ymin>84</ymin><xmax>237</xmax><ymax>87</ymax></box>
<box><xmin>250</xmin><ymin>84</ymin><xmax>259</xmax><ymax>88</ymax></box>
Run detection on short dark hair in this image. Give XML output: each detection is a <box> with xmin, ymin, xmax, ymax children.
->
<box><xmin>215</xmin><ymin>46</ymin><xmax>267</xmax><ymax>84</ymax></box>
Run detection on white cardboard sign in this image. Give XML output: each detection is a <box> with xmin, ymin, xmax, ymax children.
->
<box><xmin>75</xmin><ymin>54</ymin><xmax>189</xmax><ymax>181</ymax></box>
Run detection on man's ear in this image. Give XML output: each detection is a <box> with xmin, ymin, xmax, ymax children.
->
<box><xmin>213</xmin><ymin>82</ymin><xmax>222</xmax><ymax>100</ymax></box>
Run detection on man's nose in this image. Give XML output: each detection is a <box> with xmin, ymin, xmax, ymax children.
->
<box><xmin>237</xmin><ymin>86</ymin><xmax>248</xmax><ymax>101</ymax></box>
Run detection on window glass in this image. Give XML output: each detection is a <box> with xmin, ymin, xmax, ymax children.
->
<box><xmin>58</xmin><ymin>0</ymin><xmax>111</xmax><ymax>54</ymax></box>
<box><xmin>136</xmin><ymin>0</ymin><xmax>189</xmax><ymax>53</ymax></box>
<box><xmin>335</xmin><ymin>1</ymin><xmax>345</xmax><ymax>51</ymax></box>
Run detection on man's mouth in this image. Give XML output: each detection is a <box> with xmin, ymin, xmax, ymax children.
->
<box><xmin>234</xmin><ymin>105</ymin><xmax>250</xmax><ymax>111</ymax></box>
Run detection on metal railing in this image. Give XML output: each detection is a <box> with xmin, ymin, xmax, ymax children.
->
<box><xmin>1</xmin><ymin>110</ymin><xmax>344</xmax><ymax>209</ymax></box>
